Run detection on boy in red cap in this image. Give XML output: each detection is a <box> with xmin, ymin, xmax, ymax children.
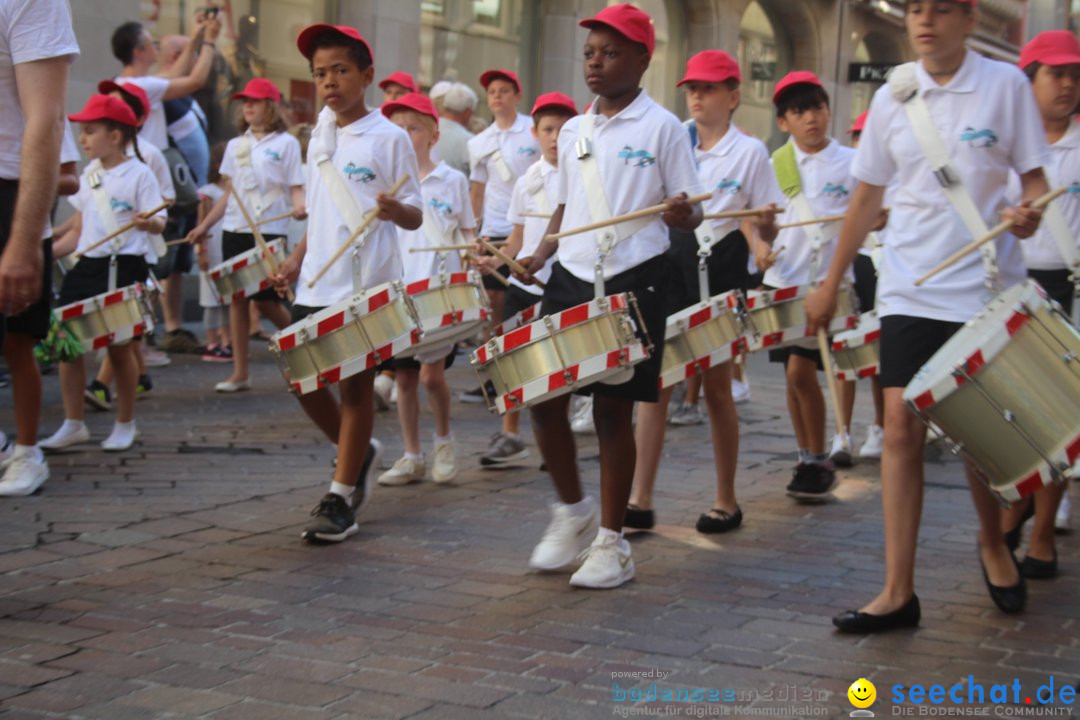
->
<box><xmin>376</xmin><ymin>92</ymin><xmax>476</xmax><ymax>486</ymax></box>
<box><xmin>465</xmin><ymin>67</ymin><xmax>539</xmax><ymax>360</ymax></box>
<box><xmin>379</xmin><ymin>71</ymin><xmax>417</xmax><ymax>103</ymax></box>
<box><xmin>517</xmin><ymin>4</ymin><xmax>704</xmax><ymax>589</ymax></box>
<box><xmin>478</xmin><ymin>91</ymin><xmax>577</xmax><ymax>468</ymax></box>
<box><xmin>272</xmin><ymin>24</ymin><xmax>423</xmax><ymax>543</ymax></box>
<box><xmin>627</xmin><ymin>49</ymin><xmax>781</xmax><ymax>534</ymax></box>
<box><xmin>806</xmin><ymin>0</ymin><xmax>1050</xmax><ymax>631</ymax></box>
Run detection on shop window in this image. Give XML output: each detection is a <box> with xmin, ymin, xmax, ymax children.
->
<box><xmin>738</xmin><ymin>0</ymin><xmax>790</xmax><ymax>149</ymax></box>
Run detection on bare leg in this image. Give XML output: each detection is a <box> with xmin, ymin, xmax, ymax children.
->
<box><xmin>255</xmin><ymin>299</ymin><xmax>291</xmax><ymax>330</ymax></box>
<box><xmin>529</xmin><ymin>394</ymin><xmax>581</xmax><ymax>504</ymax></box>
<box><xmin>296</xmin><ymin>387</ymin><xmax>341</xmax><ymax>443</ymax></box>
<box><xmin>969</xmin><ymin>465</ymin><xmax>1021</xmax><ymax>588</ymax></box>
<box><xmin>421</xmin><ymin>361</ymin><xmax>452</xmax><ymax>438</ymax></box>
<box><xmin>162</xmin><ymin>273</ymin><xmax>184</xmax><ymax>333</ymax></box>
<box><xmin>1027</xmin><ymin>483</ymin><xmax>1066</xmax><ymax>563</ymax></box>
<box><xmin>870</xmin><ymin>376</ymin><xmax>884</xmax><ymax>427</ymax></box>
<box><xmin>593</xmin><ymin>394</ymin><xmax>636</xmax><ymax>532</ymax></box>
<box><xmin>502</xmin><ymin>408</ymin><xmax>522</xmax><ymax>436</ymax></box>
<box><xmin>628</xmin><ymin>385</ymin><xmax>675</xmax><ymax>510</ymax></box>
<box><xmin>395</xmin><ymin>368</ymin><xmax>422</xmax><ymax>455</ymax></box>
<box><xmin>787</xmin><ymin>354</ymin><xmax>826</xmax><ymax>454</ymax></box>
<box><xmin>487</xmin><ymin>288</ymin><xmax>506</xmax><ymax>326</ymax></box>
<box><xmin>702</xmin><ymin>362</ymin><xmax>738</xmax><ymax>512</ymax></box>
<box><xmin>57</xmin><ymin>357</ymin><xmax>87</xmax><ymax>422</ymax></box>
<box><xmin>334</xmin><ymin>370</ymin><xmax>375</xmax><ymax>487</ymax></box>
<box><xmin>838</xmin><ymin>379</ymin><xmax>856</xmax><ymax>434</ymax></box>
<box><xmin>3</xmin><ymin>333</ymin><xmax>42</xmax><ymax>445</ymax></box>
<box><xmin>108</xmin><ymin>344</ymin><xmax>138</xmax><ymax>423</ymax></box>
<box><xmin>96</xmin><ymin>355</ymin><xmax>113</xmax><ymax>386</ymax></box>
<box><xmin>226</xmin><ymin>299</ymin><xmax>250</xmax><ymax>383</ymax></box>
<box><xmin>684</xmin><ymin>373</ymin><xmax>702</xmax><ymax>406</ymax></box>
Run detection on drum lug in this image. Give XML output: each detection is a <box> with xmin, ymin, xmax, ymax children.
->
<box><xmin>625</xmin><ymin>293</ymin><xmax>654</xmax><ymax>355</ymax></box>
<box><xmin>543</xmin><ymin>315</ymin><xmax>576</xmax><ymax>387</ymax></box>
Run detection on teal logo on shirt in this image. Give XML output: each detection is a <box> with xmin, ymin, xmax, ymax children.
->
<box><xmin>823</xmin><ymin>182</ymin><xmax>849</xmax><ymax>199</ymax></box>
<box><xmin>110</xmin><ymin>198</ymin><xmax>133</xmax><ymax>212</ymax></box>
<box><xmin>1067</xmin><ymin>181</ymin><xmax>1080</xmax><ymax>195</ymax></box>
<box><xmin>343</xmin><ymin>163</ymin><xmax>376</xmax><ymax>183</ymax></box>
<box><xmin>263</xmin><ymin>148</ymin><xmax>282</xmax><ymax>162</ymax></box>
<box><xmin>960</xmin><ymin>127</ymin><xmax>998</xmax><ymax>148</ymax></box>
<box><xmin>429</xmin><ymin>198</ymin><xmax>453</xmax><ymax>216</ymax></box>
<box><xmin>517</xmin><ymin>146</ymin><xmax>537</xmax><ymax>157</ymax></box>
<box><xmin>618</xmin><ymin>145</ymin><xmax>656</xmax><ymax>168</ymax></box>
<box><xmin>715</xmin><ymin>178</ymin><xmax>742</xmax><ymax>195</ymax></box>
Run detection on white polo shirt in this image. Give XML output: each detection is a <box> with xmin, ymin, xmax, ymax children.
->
<box><xmin>468</xmin><ymin>112</ymin><xmax>538</xmax><ymax>237</ymax></box>
<box><xmin>128</xmin><ymin>141</ymin><xmax>175</xmax><ymax>202</ymax></box>
<box><xmin>114</xmin><ymin>75</ymin><xmax>170</xmax><ymax>151</ymax></box>
<box><xmin>506</xmin><ymin>157</ymin><xmax>558</xmax><ymax>295</ymax></box>
<box><xmin>296</xmin><ymin>108</ymin><xmax>423</xmax><ymax>307</ymax></box>
<box><xmin>68</xmin><ymin>157</ymin><xmax>165</xmax><ymax>258</ymax></box>
<box><xmin>553</xmin><ymin>89</ymin><xmax>704</xmax><ymax>282</ymax></box>
<box><xmin>1021</xmin><ymin>119</ymin><xmax>1080</xmax><ymax>271</ymax></box>
<box><xmin>853</xmin><ymin>50</ymin><xmax>1048</xmax><ymax>322</ymax></box>
<box><xmin>697</xmin><ymin>123</ymin><xmax>784</xmax><ymax>239</ymax></box>
<box><xmin>399</xmin><ymin>162</ymin><xmax>476</xmax><ymax>283</ymax></box>
<box><xmin>219</xmin><ymin>129</ymin><xmax>304</xmax><ymax>235</ymax></box>
<box><xmin>763</xmin><ymin>138</ymin><xmax>856</xmax><ymax>288</ymax></box>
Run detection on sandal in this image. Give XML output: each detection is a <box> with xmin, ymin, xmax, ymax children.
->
<box><xmin>696</xmin><ymin>506</ymin><xmax>743</xmax><ymax>534</ymax></box>
<box><xmin>624</xmin><ymin>504</ymin><xmax>655</xmax><ymax>530</ymax></box>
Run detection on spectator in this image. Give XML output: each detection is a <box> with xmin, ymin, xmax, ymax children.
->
<box><xmin>158</xmin><ymin>34</ymin><xmax>212</xmax><ymax>186</ymax></box>
<box><xmin>433</xmin><ymin>82</ymin><xmax>477</xmax><ymax>178</ymax></box>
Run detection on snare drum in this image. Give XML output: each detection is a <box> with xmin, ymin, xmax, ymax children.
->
<box><xmin>903</xmin><ymin>280</ymin><xmax>1080</xmax><ymax>503</ymax></box>
<box><xmin>53</xmin><ymin>283</ymin><xmax>155</xmax><ymax>352</ymax></box>
<box><xmin>659</xmin><ymin>290</ymin><xmax>753</xmax><ymax>390</ymax></box>
<box><xmin>492</xmin><ymin>300</ymin><xmax>541</xmax><ymax>337</ymax></box>
<box><xmin>208</xmin><ymin>239</ymin><xmax>284</xmax><ymax>303</ymax></box>
<box><xmin>745</xmin><ymin>284</ymin><xmax>858</xmax><ymax>352</ymax></box>
<box><xmin>399</xmin><ymin>271</ymin><xmax>490</xmax><ymax>357</ymax></box>
<box><xmin>470</xmin><ymin>293</ymin><xmax>648</xmax><ymax>415</ymax></box>
<box><xmin>270</xmin><ymin>281</ymin><xmax>420</xmax><ymax>395</ymax></box>
<box><xmin>831</xmin><ymin>310</ymin><xmax>881</xmax><ymax>381</ymax></box>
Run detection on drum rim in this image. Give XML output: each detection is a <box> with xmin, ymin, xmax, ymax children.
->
<box><xmin>55</xmin><ymin>282</ymin><xmax>144</xmax><ymax>318</ymax></box>
<box><xmin>208</xmin><ymin>238</ymin><xmax>284</xmax><ymax>277</ymax></box>
<box><xmin>270</xmin><ymin>280</ymin><xmax>407</xmax><ymax>350</ymax></box>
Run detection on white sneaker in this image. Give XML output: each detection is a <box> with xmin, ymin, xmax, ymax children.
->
<box><xmin>101</xmin><ymin>422</ymin><xmax>138</xmax><ymax>452</ymax></box>
<box><xmin>430</xmin><ymin>439</ymin><xmax>457</xmax><ymax>484</ymax></box>
<box><xmin>0</xmin><ymin>431</ymin><xmax>12</xmax><ymax>468</ymax></box>
<box><xmin>731</xmin><ymin>379</ymin><xmax>750</xmax><ymax>404</ymax></box>
<box><xmin>859</xmin><ymin>424</ymin><xmax>884</xmax><ymax>458</ymax></box>
<box><xmin>669</xmin><ymin>403</ymin><xmax>704</xmax><ymax>426</ymax></box>
<box><xmin>377</xmin><ymin>456</ymin><xmax>426</xmax><ymax>486</ymax></box>
<box><xmin>39</xmin><ymin>421</ymin><xmax>90</xmax><ymax>451</ymax></box>
<box><xmin>1056</xmin><ymin>493</ymin><xmax>1072</xmax><ymax>533</ymax></box>
<box><xmin>529</xmin><ymin>498</ymin><xmax>599</xmax><ymax>571</ymax></box>
<box><xmin>373</xmin><ymin>373</ymin><xmax>393</xmax><ymax>411</ymax></box>
<box><xmin>570</xmin><ymin>396</ymin><xmax>595</xmax><ymax>435</ymax></box>
<box><xmin>829</xmin><ymin>431</ymin><xmax>853</xmax><ymax>468</ymax></box>
<box><xmin>0</xmin><ymin>452</ymin><xmax>49</xmax><ymax>496</ymax></box>
<box><xmin>569</xmin><ymin>531</ymin><xmax>635</xmax><ymax>589</ymax></box>
<box><xmin>389</xmin><ymin>383</ymin><xmax>398</xmax><ymax>404</ymax></box>
<box><xmin>141</xmin><ymin>347</ymin><xmax>171</xmax><ymax>368</ymax></box>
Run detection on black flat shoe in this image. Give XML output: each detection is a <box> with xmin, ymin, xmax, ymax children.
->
<box><xmin>624</xmin><ymin>504</ymin><xmax>655</xmax><ymax>530</ymax></box>
<box><xmin>1004</xmin><ymin>499</ymin><xmax>1035</xmax><ymax>552</ymax></box>
<box><xmin>833</xmin><ymin>594</ymin><xmax>920</xmax><ymax>634</ymax></box>
<box><xmin>981</xmin><ymin>552</ymin><xmax>1026</xmax><ymax>614</ymax></box>
<box><xmin>696</xmin><ymin>506</ymin><xmax>742</xmax><ymax>534</ymax></box>
<box><xmin>1020</xmin><ymin>552</ymin><xmax>1058</xmax><ymax>580</ymax></box>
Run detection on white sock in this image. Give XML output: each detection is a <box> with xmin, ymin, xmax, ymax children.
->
<box><xmin>105</xmin><ymin>420</ymin><xmax>136</xmax><ymax>444</ymax></box>
<box><xmin>565</xmin><ymin>496</ymin><xmax>594</xmax><ymax>516</ymax></box>
<box><xmin>433</xmin><ymin>434</ymin><xmax>452</xmax><ymax>445</ymax></box>
<box><xmin>502</xmin><ymin>431</ymin><xmax>520</xmax><ymax>440</ymax></box>
<box><xmin>59</xmin><ymin>419</ymin><xmax>87</xmax><ymax>435</ymax></box>
<box><xmin>404</xmin><ymin>452</ymin><xmax>423</xmax><ymax>462</ymax></box>
<box><xmin>597</xmin><ymin>526</ymin><xmax>623</xmax><ymax>542</ymax></box>
<box><xmin>13</xmin><ymin>444</ymin><xmax>42</xmax><ymax>463</ymax></box>
<box><xmin>329</xmin><ymin>481</ymin><xmax>353</xmax><ymax>499</ymax></box>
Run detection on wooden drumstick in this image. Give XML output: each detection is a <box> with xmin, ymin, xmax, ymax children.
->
<box><xmin>520</xmin><ymin>212</ymin><xmax>552</xmax><ymax>219</ymax></box>
<box><xmin>915</xmin><ymin>187</ymin><xmax>1067</xmax><ymax>286</ymax></box>
<box><xmin>817</xmin><ymin>328</ymin><xmax>848</xmax><ymax>451</ymax></box>
<box><xmin>252</xmin><ymin>209</ymin><xmax>297</xmax><ymax>227</ymax></box>
<box><xmin>776</xmin><ymin>213</ymin><xmax>847</xmax><ymax>230</ymax></box>
<box><xmin>306</xmin><ymin>175</ymin><xmax>410</xmax><ymax>289</ymax></box>
<box><xmin>229</xmin><ymin>185</ymin><xmax>294</xmax><ymax>302</ymax></box>
<box><xmin>480</xmin><ymin>239</ymin><xmax>545</xmax><ymax>290</ymax></box>
<box><xmin>544</xmin><ymin>192</ymin><xmax>713</xmax><ymax>242</ymax></box>
<box><xmin>408</xmin><ymin>241</ymin><xmax>507</xmax><ymax>252</ymax></box>
<box><xmin>704</xmin><ymin>206</ymin><xmax>781</xmax><ymax>221</ymax></box>
<box><xmin>465</xmin><ymin>252</ymin><xmax>511</xmax><ymax>287</ymax></box>
<box><xmin>766</xmin><ymin>246</ymin><xmax>784</xmax><ymax>265</ymax></box>
<box><xmin>75</xmin><ymin>200</ymin><xmax>173</xmax><ymax>258</ymax></box>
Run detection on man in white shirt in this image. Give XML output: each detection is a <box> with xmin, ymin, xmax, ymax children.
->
<box><xmin>433</xmin><ymin>82</ymin><xmax>477</xmax><ymax>179</ymax></box>
<box><xmin>0</xmin><ymin>0</ymin><xmax>79</xmax><ymax>497</ymax></box>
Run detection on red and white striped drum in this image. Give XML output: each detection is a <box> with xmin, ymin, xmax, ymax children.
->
<box><xmin>492</xmin><ymin>300</ymin><xmax>541</xmax><ymax>337</ymax></box>
<box><xmin>53</xmin><ymin>283</ymin><xmax>155</xmax><ymax>352</ymax></box>
<box><xmin>744</xmin><ymin>284</ymin><xmax>858</xmax><ymax>352</ymax></box>
<box><xmin>208</xmin><ymin>239</ymin><xmax>284</xmax><ymax>304</ymax></box>
<box><xmin>269</xmin><ymin>281</ymin><xmax>420</xmax><ymax>395</ymax></box>
<box><xmin>399</xmin><ymin>270</ymin><xmax>490</xmax><ymax>358</ymax></box>
<box><xmin>831</xmin><ymin>310</ymin><xmax>881</xmax><ymax>381</ymax></box>
<box><xmin>470</xmin><ymin>294</ymin><xmax>648</xmax><ymax>415</ymax></box>
<box><xmin>903</xmin><ymin>280</ymin><xmax>1080</xmax><ymax>503</ymax></box>
<box><xmin>659</xmin><ymin>290</ymin><xmax>753</xmax><ymax>390</ymax></box>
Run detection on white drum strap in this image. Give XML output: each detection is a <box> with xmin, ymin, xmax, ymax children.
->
<box><xmin>526</xmin><ymin>168</ymin><xmax>552</xmax><ymax>215</ymax></box>
<box><xmin>789</xmin><ymin>191</ymin><xmax>829</xmax><ymax>283</ymax></box>
<box><xmin>87</xmin><ymin>162</ymin><xmax>123</xmax><ymax>290</ymax></box>
<box><xmin>889</xmin><ymin>63</ymin><xmax>998</xmax><ymax>290</ymax></box>
<box><xmin>1043</xmin><ymin>167</ymin><xmax>1080</xmax><ymax>276</ymax></box>
<box><xmin>234</xmin><ymin>137</ymin><xmax>283</xmax><ymax>220</ymax></box>
<box><xmin>490</xmin><ymin>149</ymin><xmax>514</xmax><ymax>184</ymax></box>
<box><xmin>314</xmin><ymin>155</ymin><xmax>380</xmax><ymax>293</ymax></box>
<box><xmin>419</xmin><ymin>205</ymin><xmax>453</xmax><ymax>276</ymax></box>
<box><xmin>693</xmin><ymin>222</ymin><xmax>716</xmax><ymax>304</ymax></box>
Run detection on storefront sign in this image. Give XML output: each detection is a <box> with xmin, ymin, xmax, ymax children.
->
<box><xmin>848</xmin><ymin>62</ymin><xmax>897</xmax><ymax>83</ymax></box>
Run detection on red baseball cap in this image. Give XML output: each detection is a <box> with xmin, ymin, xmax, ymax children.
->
<box><xmin>296</xmin><ymin>24</ymin><xmax>373</xmax><ymax>63</ymax></box>
<box><xmin>381</xmin><ymin>92</ymin><xmax>439</xmax><ymax>123</ymax></box>
<box><xmin>772</xmin><ymin>70</ymin><xmax>824</xmax><ymax>105</ymax></box>
<box><xmin>580</xmin><ymin>4</ymin><xmax>655</xmax><ymax>58</ymax></box>
<box><xmin>69</xmin><ymin>94</ymin><xmax>138</xmax><ymax>128</ymax></box>
<box><xmin>232</xmin><ymin>77</ymin><xmax>282</xmax><ymax>104</ymax></box>
<box><xmin>1019</xmin><ymin>30</ymin><xmax>1080</xmax><ymax>70</ymax></box>
<box><xmin>848</xmin><ymin>110</ymin><xmax>868</xmax><ymax>135</ymax></box>
<box><xmin>98</xmin><ymin>80</ymin><xmax>150</xmax><ymax>122</ymax></box>
<box><xmin>531</xmin><ymin>91</ymin><xmax>578</xmax><ymax>116</ymax></box>
<box><xmin>480</xmin><ymin>69</ymin><xmax>521</xmax><ymax>94</ymax></box>
<box><xmin>677</xmin><ymin>50</ymin><xmax>741</xmax><ymax>87</ymax></box>
<box><xmin>379</xmin><ymin>71</ymin><xmax>418</xmax><ymax>93</ymax></box>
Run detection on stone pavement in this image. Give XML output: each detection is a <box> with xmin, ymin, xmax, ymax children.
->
<box><xmin>0</xmin><ymin>337</ymin><xmax>1077</xmax><ymax>720</ymax></box>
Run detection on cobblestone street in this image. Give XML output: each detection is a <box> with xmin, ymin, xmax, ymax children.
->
<box><xmin>0</xmin><ymin>338</ymin><xmax>1076</xmax><ymax>719</ymax></box>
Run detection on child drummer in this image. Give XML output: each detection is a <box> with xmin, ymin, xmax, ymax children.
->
<box><xmin>273</xmin><ymin>24</ymin><xmax>423</xmax><ymax>543</ymax></box>
<box><xmin>41</xmin><ymin>95</ymin><xmax>166</xmax><ymax>453</ymax></box>
<box><xmin>806</xmin><ymin>0</ymin><xmax>1050</xmax><ymax>631</ymax></box>
<box><xmin>517</xmin><ymin>3</ymin><xmax>704</xmax><ymax>589</ymax></box>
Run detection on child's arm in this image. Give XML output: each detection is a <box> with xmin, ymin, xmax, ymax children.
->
<box><xmin>661</xmin><ymin>193</ymin><xmax>703</xmax><ymax>231</ymax></box>
<box><xmin>133</xmin><ymin>210</ymin><xmax>166</xmax><ymax>236</ymax></box>
<box><xmin>57</xmin><ymin>161</ymin><xmax>79</xmax><ymax>197</ymax></box>
<box><xmin>469</xmin><ymin>181</ymin><xmax>485</xmax><ymax>231</ymax></box>
<box><xmin>52</xmin><ymin>212</ymin><xmax>82</xmax><ymax>258</ymax></box>
<box><xmin>272</xmin><ymin>234</ymin><xmax>306</xmax><ymax>297</ymax></box>
<box><xmin>290</xmin><ymin>185</ymin><xmax>307</xmax><ymax>220</ymax></box>
<box><xmin>376</xmin><ymin>193</ymin><xmax>422</xmax><ymax>230</ymax></box>
<box><xmin>186</xmin><ymin>179</ymin><xmax>230</xmax><ymax>243</ymax></box>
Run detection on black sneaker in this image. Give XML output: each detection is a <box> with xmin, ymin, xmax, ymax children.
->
<box><xmin>162</xmin><ymin>328</ymin><xmax>203</xmax><ymax>354</ymax></box>
<box><xmin>459</xmin><ymin>380</ymin><xmax>495</xmax><ymax>404</ymax></box>
<box><xmin>136</xmin><ymin>374</ymin><xmax>153</xmax><ymax>398</ymax></box>
<box><xmin>624</xmin><ymin>504</ymin><xmax>655</xmax><ymax>530</ymax></box>
<box><xmin>84</xmin><ymin>380</ymin><xmax>112</xmax><ymax>411</ymax></box>
<box><xmin>351</xmin><ymin>439</ymin><xmax>383</xmax><ymax>512</ymax></box>
<box><xmin>786</xmin><ymin>462</ymin><xmax>837</xmax><ymax>502</ymax></box>
<box><xmin>301</xmin><ymin>493</ymin><xmax>359</xmax><ymax>543</ymax></box>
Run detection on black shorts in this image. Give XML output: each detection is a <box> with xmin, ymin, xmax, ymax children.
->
<box><xmin>504</xmin><ymin>283</ymin><xmax>542</xmax><ymax>321</ymax></box>
<box><xmin>222</xmin><ymin>230</ymin><xmax>285</xmax><ymax>302</ymax></box>
<box><xmin>540</xmin><ymin>256</ymin><xmax>668</xmax><ymax>403</ymax></box>
<box><xmin>664</xmin><ymin>227</ymin><xmax>750</xmax><ymax>315</ymax></box>
<box><xmin>762</xmin><ymin>283</ymin><xmax>824</xmax><ymax>370</ymax></box>
<box><xmin>290</xmin><ymin>303</ymin><xmax>323</xmax><ymax>325</ymax></box>
<box><xmin>853</xmin><ymin>253</ymin><xmax>877</xmax><ymax>313</ymax></box>
<box><xmin>0</xmin><ymin>179</ymin><xmax>53</xmax><ymax>342</ymax></box>
<box><xmin>390</xmin><ymin>349</ymin><xmax>456</xmax><ymax>371</ymax></box>
<box><xmin>747</xmin><ymin>271</ymin><xmax>765</xmax><ymax>290</ymax></box>
<box><xmin>1029</xmin><ymin>268</ymin><xmax>1074</xmax><ymax>317</ymax></box>
<box><xmin>480</xmin><ymin>236</ymin><xmax>510</xmax><ymax>291</ymax></box>
<box><xmin>57</xmin><ymin>255</ymin><xmax>149</xmax><ymax>307</ymax></box>
<box><xmin>879</xmin><ymin>314</ymin><xmax>963</xmax><ymax>388</ymax></box>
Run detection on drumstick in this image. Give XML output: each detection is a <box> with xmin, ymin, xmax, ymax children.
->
<box><xmin>766</xmin><ymin>246</ymin><xmax>784</xmax><ymax>265</ymax></box>
<box><xmin>164</xmin><ymin>238</ymin><xmax>192</xmax><ymax>247</ymax></box>
<box><xmin>229</xmin><ymin>185</ymin><xmax>294</xmax><ymax>303</ymax></box>
<box><xmin>465</xmin><ymin>252</ymin><xmax>511</xmax><ymax>287</ymax></box>
<box><xmin>817</xmin><ymin>328</ymin><xmax>848</xmax><ymax>452</ymax></box>
<box><xmin>914</xmin><ymin>187</ymin><xmax>1067</xmax><ymax>286</ymax></box>
<box><xmin>480</xmin><ymin>238</ymin><xmax>545</xmax><ymax>290</ymax></box>
<box><xmin>544</xmin><ymin>192</ymin><xmax>713</xmax><ymax>242</ymax></box>
<box><xmin>252</xmin><ymin>210</ymin><xmax>297</xmax><ymax>227</ymax></box>
<box><xmin>306</xmin><ymin>175</ymin><xmax>410</xmax><ymax>289</ymax></box>
<box><xmin>75</xmin><ymin>200</ymin><xmax>173</xmax><ymax>258</ymax></box>
<box><xmin>776</xmin><ymin>213</ymin><xmax>847</xmax><ymax>230</ymax></box>
<box><xmin>408</xmin><ymin>241</ymin><xmax>507</xmax><ymax>252</ymax></box>
<box><xmin>704</xmin><ymin>206</ymin><xmax>780</xmax><ymax>221</ymax></box>
<box><xmin>521</xmin><ymin>212</ymin><xmax>552</xmax><ymax>219</ymax></box>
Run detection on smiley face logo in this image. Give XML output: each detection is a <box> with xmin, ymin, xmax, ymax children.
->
<box><xmin>848</xmin><ymin>678</ymin><xmax>876</xmax><ymax>709</ymax></box>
